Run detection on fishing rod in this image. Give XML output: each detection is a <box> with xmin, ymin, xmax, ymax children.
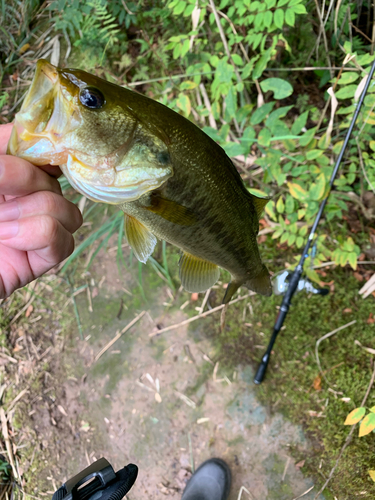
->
<box><xmin>254</xmin><ymin>56</ymin><xmax>375</xmax><ymax>385</ymax></box>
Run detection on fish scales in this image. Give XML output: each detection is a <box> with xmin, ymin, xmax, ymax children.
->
<box><xmin>7</xmin><ymin>59</ymin><xmax>272</xmax><ymax>302</ymax></box>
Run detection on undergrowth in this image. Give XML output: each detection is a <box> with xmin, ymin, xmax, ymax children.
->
<box><xmin>200</xmin><ymin>264</ymin><xmax>375</xmax><ymax>498</ymax></box>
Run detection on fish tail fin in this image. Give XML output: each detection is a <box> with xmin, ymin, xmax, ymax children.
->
<box><xmin>245</xmin><ymin>264</ymin><xmax>272</xmax><ymax>297</ymax></box>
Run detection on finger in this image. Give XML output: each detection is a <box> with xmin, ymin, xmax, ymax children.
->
<box><xmin>0</xmin><ymin>154</ymin><xmax>62</xmax><ymax>197</ymax></box>
<box><xmin>0</xmin><ymin>191</ymin><xmax>83</xmax><ymax>233</ymax></box>
<box><xmin>0</xmin><ymin>215</ymin><xmax>75</xmax><ymax>262</ymax></box>
<box><xmin>0</xmin><ymin>124</ymin><xmax>13</xmax><ymax>154</ymax></box>
<box><xmin>38</xmin><ymin>165</ymin><xmax>63</xmax><ymax>178</ymax></box>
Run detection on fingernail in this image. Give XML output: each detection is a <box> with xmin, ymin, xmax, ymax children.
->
<box><xmin>0</xmin><ymin>201</ymin><xmax>20</xmax><ymax>222</ymax></box>
<box><xmin>0</xmin><ymin>221</ymin><xmax>19</xmax><ymax>239</ymax></box>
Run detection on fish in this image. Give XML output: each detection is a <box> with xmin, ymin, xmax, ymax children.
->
<box><xmin>7</xmin><ymin>59</ymin><xmax>272</xmax><ymax>303</ymax></box>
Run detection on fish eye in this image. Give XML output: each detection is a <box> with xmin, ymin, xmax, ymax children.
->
<box><xmin>79</xmin><ymin>87</ymin><xmax>106</xmax><ymax>109</ymax></box>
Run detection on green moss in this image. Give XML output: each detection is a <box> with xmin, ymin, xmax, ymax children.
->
<box><xmin>198</xmin><ymin>265</ymin><xmax>375</xmax><ymax>498</ymax></box>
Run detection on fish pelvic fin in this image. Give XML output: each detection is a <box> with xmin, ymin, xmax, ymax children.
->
<box><xmin>124</xmin><ymin>213</ymin><xmax>157</xmax><ymax>264</ymax></box>
<box><xmin>245</xmin><ymin>263</ymin><xmax>272</xmax><ymax>297</ymax></box>
<box><xmin>222</xmin><ymin>280</ymin><xmax>241</xmax><ymax>304</ymax></box>
<box><xmin>179</xmin><ymin>252</ymin><xmax>220</xmax><ymax>293</ymax></box>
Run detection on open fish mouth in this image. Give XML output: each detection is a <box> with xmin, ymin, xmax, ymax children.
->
<box><xmin>7</xmin><ymin>60</ymin><xmax>81</xmax><ymax>166</ymax></box>
<box><xmin>7</xmin><ymin>59</ymin><xmax>173</xmax><ymax>205</ymax></box>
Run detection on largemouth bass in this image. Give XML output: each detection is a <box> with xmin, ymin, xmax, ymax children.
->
<box><xmin>7</xmin><ymin>59</ymin><xmax>272</xmax><ymax>302</ymax></box>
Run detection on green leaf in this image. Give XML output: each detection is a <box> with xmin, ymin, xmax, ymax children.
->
<box><xmin>265</xmin><ymin>0</ymin><xmax>277</xmax><ymax>7</ymax></box>
<box><xmin>176</xmin><ymin>94</ymin><xmax>191</xmax><ymax>116</ymax></box>
<box><xmin>288</xmin><ymin>182</ymin><xmax>307</xmax><ymax>201</ymax></box>
<box><xmin>306</xmin><ymin>149</ymin><xmax>323</xmax><ymax>160</ymax></box>
<box><xmin>309</xmin><ymin>173</ymin><xmax>326</xmax><ymax>201</ymax></box>
<box><xmin>285</xmin><ymin>194</ymin><xmax>294</xmax><ymax>213</ymax></box>
<box><xmin>299</xmin><ymin>127</ymin><xmax>317</xmax><ymax>147</ymax></box>
<box><xmin>348</xmin><ymin>252</ymin><xmax>358</xmax><ymax>270</ymax></box>
<box><xmin>278</xmin><ymin>0</ymin><xmax>289</xmax><ymax>6</ymax></box>
<box><xmin>291</xmin><ymin>4</ymin><xmax>307</xmax><ymax>14</ymax></box>
<box><xmin>296</xmin><ymin>236</ymin><xmax>304</xmax><ymax>247</ymax></box>
<box><xmin>285</xmin><ymin>8</ymin><xmax>295</xmax><ymax>26</ymax></box>
<box><xmin>260</xmin><ymin>78</ymin><xmax>293</xmax><ymax>99</ymax></box>
<box><xmin>276</xmin><ymin>196</ymin><xmax>285</xmax><ymax>213</ymax></box>
<box><xmin>258</xmin><ymin>128</ymin><xmax>272</xmax><ymax>146</ymax></box>
<box><xmin>225</xmin><ymin>86</ymin><xmax>237</xmax><ymax>119</ymax></box>
<box><xmin>253</xmin><ymin>47</ymin><xmax>273</xmax><ymax>79</ymax></box>
<box><xmin>173</xmin><ymin>1</ymin><xmax>186</xmax><ymax>15</ymax></box>
<box><xmin>274</xmin><ymin>9</ymin><xmax>284</xmax><ymax>29</ymax></box>
<box><xmin>291</xmin><ymin>110</ymin><xmax>308</xmax><ymax>135</ymax></box>
<box><xmin>250</xmin><ymin>101</ymin><xmax>275</xmax><ymax>125</ymax></box>
<box><xmin>264</xmin><ymin>10</ymin><xmax>273</xmax><ymax>28</ymax></box>
<box><xmin>337</xmin><ymin>72</ymin><xmax>359</xmax><ymax>85</ymax></box>
<box><xmin>335</xmin><ymin>85</ymin><xmax>358</xmax><ymax>99</ymax></box>
<box><xmin>231</xmin><ymin>53</ymin><xmax>243</xmax><ymax>66</ymax></box>
<box><xmin>180</xmin><ymin>80</ymin><xmax>197</xmax><ymax>90</ymax></box>
<box><xmin>359</xmin><ymin>412</ymin><xmax>375</xmax><ymax>436</ymax></box>
<box><xmin>222</xmin><ymin>142</ymin><xmax>247</xmax><ymax>157</ymax></box>
<box><xmin>287</xmin><ymin>233</ymin><xmax>296</xmax><ymax>245</ymax></box>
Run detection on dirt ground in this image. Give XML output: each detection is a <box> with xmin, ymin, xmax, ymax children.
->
<box><xmin>2</xmin><ymin>245</ymin><xmax>328</xmax><ymax>500</ymax></box>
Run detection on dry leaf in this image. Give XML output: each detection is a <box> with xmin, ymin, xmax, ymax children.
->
<box><xmin>313</xmin><ymin>376</ymin><xmax>322</xmax><ymax>391</ymax></box>
<box><xmin>25</xmin><ymin>305</ymin><xmax>34</xmax><ymax>318</ymax></box>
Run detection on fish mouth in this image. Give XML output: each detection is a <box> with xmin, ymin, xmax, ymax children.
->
<box><xmin>8</xmin><ymin>59</ymin><xmax>173</xmax><ymax>205</ymax></box>
<box><xmin>7</xmin><ymin>59</ymin><xmax>81</xmax><ymax>166</ymax></box>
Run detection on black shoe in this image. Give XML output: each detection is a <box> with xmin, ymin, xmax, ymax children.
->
<box><xmin>181</xmin><ymin>458</ymin><xmax>231</xmax><ymax>500</ymax></box>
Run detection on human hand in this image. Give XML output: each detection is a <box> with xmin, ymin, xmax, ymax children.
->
<box><xmin>0</xmin><ymin>123</ymin><xmax>83</xmax><ymax>299</ymax></box>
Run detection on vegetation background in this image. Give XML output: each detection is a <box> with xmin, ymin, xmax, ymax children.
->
<box><xmin>1</xmin><ymin>0</ymin><xmax>375</xmax><ymax>499</ymax></box>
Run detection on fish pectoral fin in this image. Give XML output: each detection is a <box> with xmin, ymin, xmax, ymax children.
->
<box><xmin>245</xmin><ymin>264</ymin><xmax>272</xmax><ymax>297</ymax></box>
<box><xmin>124</xmin><ymin>214</ymin><xmax>157</xmax><ymax>264</ymax></box>
<box><xmin>249</xmin><ymin>193</ymin><xmax>271</xmax><ymax>219</ymax></box>
<box><xmin>144</xmin><ymin>193</ymin><xmax>196</xmax><ymax>226</ymax></box>
<box><xmin>179</xmin><ymin>252</ymin><xmax>220</xmax><ymax>293</ymax></box>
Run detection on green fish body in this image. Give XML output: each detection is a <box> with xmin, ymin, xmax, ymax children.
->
<box><xmin>7</xmin><ymin>59</ymin><xmax>272</xmax><ymax>302</ymax></box>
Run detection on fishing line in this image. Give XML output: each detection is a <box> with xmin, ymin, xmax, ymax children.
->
<box><xmin>254</xmin><ymin>56</ymin><xmax>375</xmax><ymax>385</ymax></box>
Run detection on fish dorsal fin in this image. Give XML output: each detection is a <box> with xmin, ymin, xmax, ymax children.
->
<box><xmin>144</xmin><ymin>193</ymin><xmax>196</xmax><ymax>226</ymax></box>
<box><xmin>179</xmin><ymin>252</ymin><xmax>220</xmax><ymax>293</ymax></box>
<box><xmin>124</xmin><ymin>214</ymin><xmax>157</xmax><ymax>264</ymax></box>
<box><xmin>249</xmin><ymin>193</ymin><xmax>271</xmax><ymax>219</ymax></box>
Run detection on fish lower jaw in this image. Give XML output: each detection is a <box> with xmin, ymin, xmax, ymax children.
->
<box><xmin>60</xmin><ymin>158</ymin><xmax>166</xmax><ymax>204</ymax></box>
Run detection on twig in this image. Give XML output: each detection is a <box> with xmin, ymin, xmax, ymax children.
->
<box><xmin>313</xmin><ymin>260</ymin><xmax>375</xmax><ymax>269</ymax></box>
<box><xmin>198</xmin><ymin>288</ymin><xmax>211</xmax><ymax>314</ymax></box>
<box><xmin>315</xmin><ymin>320</ymin><xmax>357</xmax><ymax>386</ymax></box>
<box><xmin>292</xmin><ymin>484</ymin><xmax>315</xmax><ymax>500</ymax></box>
<box><xmin>208</xmin><ymin>0</ymin><xmax>244</xmax><ymax>86</ymax></box>
<box><xmin>313</xmin><ymin>362</ymin><xmax>375</xmax><ymax>498</ymax></box>
<box><xmin>149</xmin><ymin>293</ymin><xmax>255</xmax><ymax>337</ymax></box>
<box><xmin>356</xmin><ymin>136</ymin><xmax>375</xmax><ymax>194</ymax></box>
<box><xmin>93</xmin><ymin>311</ymin><xmax>145</xmax><ymax>363</ymax></box>
<box><xmin>314</xmin><ymin>0</ymin><xmax>334</xmax><ymax>78</ymax></box>
<box><xmin>0</xmin><ymin>408</ymin><xmax>19</xmax><ymax>481</ymax></box>
<box><xmin>6</xmin><ymin>389</ymin><xmax>28</xmax><ymax>413</ymax></box>
<box><xmin>199</xmin><ymin>83</ymin><xmax>217</xmax><ymax>129</ymax></box>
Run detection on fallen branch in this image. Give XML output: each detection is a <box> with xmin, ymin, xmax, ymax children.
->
<box><xmin>149</xmin><ymin>292</ymin><xmax>255</xmax><ymax>337</ymax></box>
<box><xmin>93</xmin><ymin>311</ymin><xmax>146</xmax><ymax>363</ymax></box>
